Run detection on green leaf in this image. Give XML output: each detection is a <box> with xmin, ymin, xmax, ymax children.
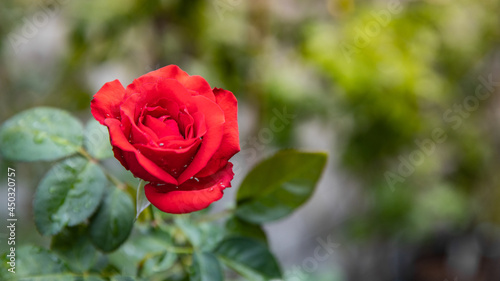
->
<box><xmin>4</xmin><ymin>245</ymin><xmax>68</xmax><ymax>279</ymax></box>
<box><xmin>141</xmin><ymin>251</ymin><xmax>177</xmax><ymax>278</ymax></box>
<box><xmin>110</xmin><ymin>277</ymin><xmax>140</xmax><ymax>281</ymax></box>
<box><xmin>34</xmin><ymin>157</ymin><xmax>107</xmax><ymax>235</ymax></box>
<box><xmin>89</xmin><ymin>186</ymin><xmax>135</xmax><ymax>252</ymax></box>
<box><xmin>77</xmin><ymin>277</ymin><xmax>107</xmax><ymax>281</ymax></box>
<box><xmin>0</xmin><ymin>107</ymin><xmax>83</xmax><ymax>161</ymax></box>
<box><xmin>236</xmin><ymin>150</ymin><xmax>327</xmax><ymax>223</ymax></box>
<box><xmin>214</xmin><ymin>237</ymin><xmax>282</xmax><ymax>281</ymax></box>
<box><xmin>108</xmin><ymin>229</ymin><xmax>177</xmax><ymax>277</ymax></box>
<box><xmin>19</xmin><ymin>275</ymin><xmax>79</xmax><ymax>281</ymax></box>
<box><xmin>225</xmin><ymin>216</ymin><xmax>268</xmax><ymax>244</ymax></box>
<box><xmin>190</xmin><ymin>252</ymin><xmax>223</xmax><ymax>281</ymax></box>
<box><xmin>84</xmin><ymin>119</ymin><xmax>113</xmax><ymax>159</ymax></box>
<box><xmin>174</xmin><ymin>217</ymin><xmax>225</xmax><ymax>251</ymax></box>
<box><xmin>51</xmin><ymin>226</ymin><xmax>98</xmax><ymax>273</ymax></box>
<box><xmin>135</xmin><ymin>180</ymin><xmax>150</xmax><ymax>220</ymax></box>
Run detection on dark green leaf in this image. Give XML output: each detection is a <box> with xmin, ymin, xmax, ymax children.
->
<box><xmin>190</xmin><ymin>252</ymin><xmax>223</xmax><ymax>281</ymax></box>
<box><xmin>51</xmin><ymin>226</ymin><xmax>98</xmax><ymax>273</ymax></box>
<box><xmin>89</xmin><ymin>186</ymin><xmax>135</xmax><ymax>252</ymax></box>
<box><xmin>84</xmin><ymin>119</ymin><xmax>113</xmax><ymax>159</ymax></box>
<box><xmin>34</xmin><ymin>157</ymin><xmax>107</xmax><ymax>235</ymax></box>
<box><xmin>236</xmin><ymin>150</ymin><xmax>327</xmax><ymax>223</ymax></box>
<box><xmin>0</xmin><ymin>107</ymin><xmax>83</xmax><ymax>161</ymax></box>
<box><xmin>225</xmin><ymin>216</ymin><xmax>268</xmax><ymax>244</ymax></box>
<box><xmin>214</xmin><ymin>237</ymin><xmax>282</xmax><ymax>281</ymax></box>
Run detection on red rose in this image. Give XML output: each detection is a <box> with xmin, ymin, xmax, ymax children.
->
<box><xmin>91</xmin><ymin>65</ymin><xmax>240</xmax><ymax>214</ymax></box>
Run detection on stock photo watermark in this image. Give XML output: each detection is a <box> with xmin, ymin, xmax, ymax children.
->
<box><xmin>285</xmin><ymin>234</ymin><xmax>340</xmax><ymax>281</ymax></box>
<box><xmin>7</xmin><ymin>0</ymin><xmax>69</xmax><ymax>54</ymax></box>
<box><xmin>5</xmin><ymin>167</ymin><xmax>17</xmax><ymax>274</ymax></box>
<box><xmin>340</xmin><ymin>0</ymin><xmax>403</xmax><ymax>62</ymax></box>
<box><xmin>385</xmin><ymin>74</ymin><xmax>500</xmax><ymax>190</ymax></box>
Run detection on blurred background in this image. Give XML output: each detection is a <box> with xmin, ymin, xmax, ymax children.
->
<box><xmin>1</xmin><ymin>0</ymin><xmax>500</xmax><ymax>280</ymax></box>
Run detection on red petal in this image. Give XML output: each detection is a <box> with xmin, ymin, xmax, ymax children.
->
<box><xmin>191</xmin><ymin>112</ymin><xmax>207</xmax><ymax>138</ymax></box>
<box><xmin>144</xmin><ymin>163</ymin><xmax>234</xmax><ymax>214</ymax></box>
<box><xmin>104</xmin><ymin>118</ymin><xmax>178</xmax><ymax>185</ymax></box>
<box><xmin>177</xmin><ymin>95</ymin><xmax>225</xmax><ymax>184</ymax></box>
<box><xmin>144</xmin><ymin>116</ymin><xmax>182</xmax><ymax>139</ymax></box>
<box><xmin>91</xmin><ymin>80</ymin><xmax>127</xmax><ymax>125</ymax></box>
<box><xmin>145</xmin><ymin>65</ymin><xmax>215</xmax><ymax>101</ymax></box>
<box><xmin>133</xmin><ymin>138</ymin><xmax>201</xmax><ymax>177</ymax></box>
<box><xmin>196</xmin><ymin>88</ymin><xmax>240</xmax><ymax>177</ymax></box>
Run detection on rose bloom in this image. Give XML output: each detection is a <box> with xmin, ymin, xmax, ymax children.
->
<box><xmin>91</xmin><ymin>65</ymin><xmax>240</xmax><ymax>214</ymax></box>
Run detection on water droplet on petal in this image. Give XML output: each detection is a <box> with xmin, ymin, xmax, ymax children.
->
<box><xmin>209</xmin><ymin>188</ymin><xmax>214</xmax><ymax>191</ymax></box>
<box><xmin>194</xmin><ymin>177</ymin><xmax>199</xmax><ymax>182</ymax></box>
<box><xmin>159</xmin><ymin>143</ymin><xmax>164</xmax><ymax>146</ymax></box>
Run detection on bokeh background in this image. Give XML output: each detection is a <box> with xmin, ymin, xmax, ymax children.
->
<box><xmin>1</xmin><ymin>0</ymin><xmax>500</xmax><ymax>280</ymax></box>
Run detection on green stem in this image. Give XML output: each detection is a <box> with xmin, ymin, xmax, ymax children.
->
<box><xmin>78</xmin><ymin>147</ymin><xmax>127</xmax><ymax>191</ymax></box>
<box><xmin>149</xmin><ymin>204</ymin><xmax>159</xmax><ymax>227</ymax></box>
<box><xmin>104</xmin><ymin>169</ymin><xmax>127</xmax><ymax>191</ymax></box>
<box><xmin>165</xmin><ymin>246</ymin><xmax>194</xmax><ymax>255</ymax></box>
<box><xmin>77</xmin><ymin>147</ymin><xmax>95</xmax><ymax>162</ymax></box>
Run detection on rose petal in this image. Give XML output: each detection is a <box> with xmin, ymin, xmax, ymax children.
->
<box><xmin>134</xmin><ymin>138</ymin><xmax>201</xmax><ymax>177</ymax></box>
<box><xmin>177</xmin><ymin>95</ymin><xmax>225</xmax><ymax>184</ymax></box>
<box><xmin>196</xmin><ymin>88</ymin><xmax>240</xmax><ymax>177</ymax></box>
<box><xmin>145</xmin><ymin>65</ymin><xmax>215</xmax><ymax>101</ymax></box>
<box><xmin>144</xmin><ymin>116</ymin><xmax>182</xmax><ymax>139</ymax></box>
<box><xmin>91</xmin><ymin>80</ymin><xmax>127</xmax><ymax>124</ymax></box>
<box><xmin>177</xmin><ymin>111</ymin><xmax>195</xmax><ymax>139</ymax></box>
<box><xmin>144</xmin><ymin>163</ymin><xmax>234</xmax><ymax>214</ymax></box>
<box><xmin>104</xmin><ymin>118</ymin><xmax>178</xmax><ymax>185</ymax></box>
<box><xmin>125</xmin><ymin>76</ymin><xmax>192</xmax><ymax>108</ymax></box>
<box><xmin>191</xmin><ymin>112</ymin><xmax>207</xmax><ymax>138</ymax></box>
<box><xmin>157</xmin><ymin>135</ymin><xmax>195</xmax><ymax>148</ymax></box>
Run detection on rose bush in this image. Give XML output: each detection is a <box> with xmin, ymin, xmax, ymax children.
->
<box><xmin>91</xmin><ymin>65</ymin><xmax>240</xmax><ymax>214</ymax></box>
